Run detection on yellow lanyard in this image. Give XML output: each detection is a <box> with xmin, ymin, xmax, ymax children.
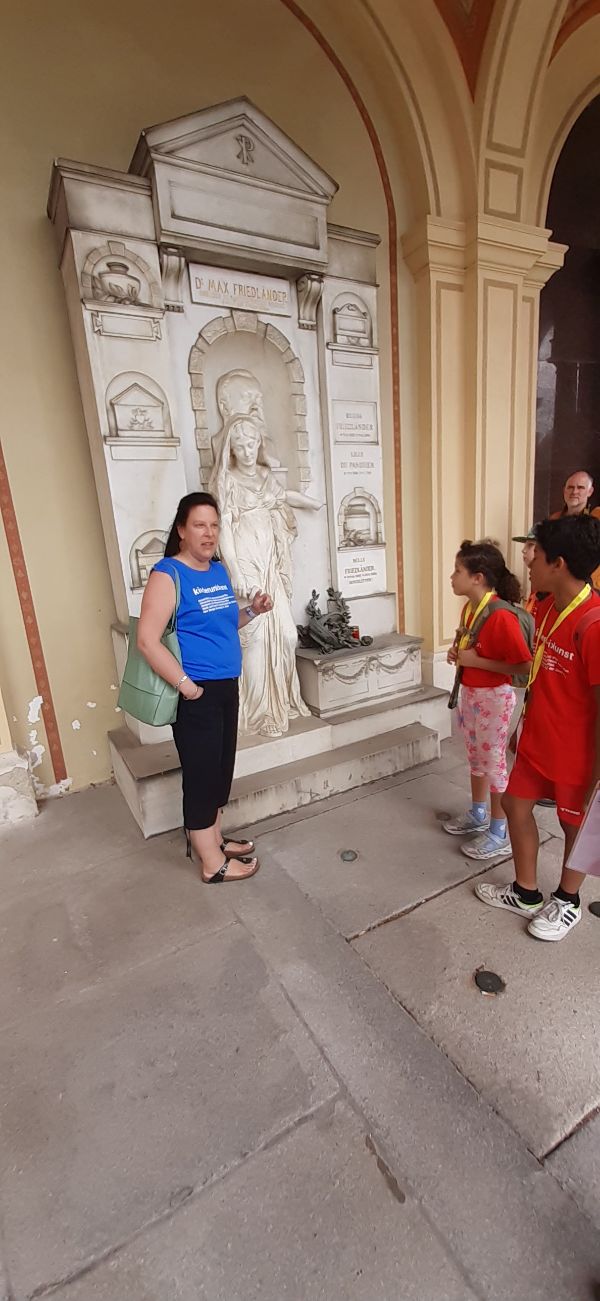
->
<box><xmin>526</xmin><ymin>584</ymin><xmax>592</xmax><ymax>693</ymax></box>
<box><xmin>458</xmin><ymin>590</ymin><xmax>495</xmax><ymax>651</ymax></box>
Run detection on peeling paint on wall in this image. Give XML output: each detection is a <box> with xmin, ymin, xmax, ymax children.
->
<box><xmin>27</xmin><ymin>695</ymin><xmax>43</xmax><ymax>724</ymax></box>
<box><xmin>86</xmin><ymin>701</ymin><xmax>97</xmax><ymax>709</ymax></box>
<box><xmin>34</xmin><ymin>777</ymin><xmax>73</xmax><ymax>799</ymax></box>
<box><xmin>71</xmin><ymin>719</ymin><xmax>81</xmax><ymax>731</ymax></box>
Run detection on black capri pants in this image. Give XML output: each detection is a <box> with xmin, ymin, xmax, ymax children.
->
<box><xmin>172</xmin><ymin>678</ymin><xmax>239</xmax><ymax>830</ymax></box>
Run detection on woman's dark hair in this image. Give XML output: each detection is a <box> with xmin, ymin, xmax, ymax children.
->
<box><xmin>534</xmin><ymin>515</ymin><xmax>600</xmax><ymax>581</ymax></box>
<box><xmin>164</xmin><ymin>492</ymin><xmax>220</xmax><ymax>557</ymax></box>
<box><xmin>457</xmin><ymin>538</ymin><xmax>522</xmax><ymax>604</ymax></box>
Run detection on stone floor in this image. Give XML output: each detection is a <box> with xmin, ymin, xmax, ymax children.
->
<box><xmin>1</xmin><ymin>737</ymin><xmax>600</xmax><ymax>1301</ymax></box>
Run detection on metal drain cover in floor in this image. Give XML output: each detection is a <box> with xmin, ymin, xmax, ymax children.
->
<box><xmin>475</xmin><ymin>969</ymin><xmax>505</xmax><ymax>995</ymax></box>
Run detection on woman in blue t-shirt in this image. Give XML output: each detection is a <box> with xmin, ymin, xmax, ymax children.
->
<box><xmin>137</xmin><ymin>492</ymin><xmax>272</xmax><ymax>883</ymax></box>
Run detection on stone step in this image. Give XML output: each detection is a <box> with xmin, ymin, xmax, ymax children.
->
<box><xmin>235</xmin><ymin>684</ymin><xmax>450</xmax><ymax>776</ymax></box>
<box><xmin>109</xmin><ymin>720</ymin><xmax>440</xmax><ymax>839</ymax></box>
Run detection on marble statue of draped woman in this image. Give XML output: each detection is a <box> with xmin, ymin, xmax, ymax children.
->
<box><xmin>209</xmin><ymin>413</ymin><xmax>319</xmax><ymax>737</ymax></box>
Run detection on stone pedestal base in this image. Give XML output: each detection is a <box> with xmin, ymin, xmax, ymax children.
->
<box><xmin>296</xmin><ymin>634</ymin><xmax>422</xmax><ymax>718</ymax></box>
<box><xmin>0</xmin><ymin>749</ymin><xmax>38</xmax><ymax>825</ymax></box>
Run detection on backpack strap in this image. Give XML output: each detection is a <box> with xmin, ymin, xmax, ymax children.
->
<box><xmin>572</xmin><ymin>605</ymin><xmax>600</xmax><ymax>661</ymax></box>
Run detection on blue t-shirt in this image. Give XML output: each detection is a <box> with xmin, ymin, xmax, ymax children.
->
<box><xmin>152</xmin><ymin>557</ymin><xmax>242</xmax><ymax>681</ymax></box>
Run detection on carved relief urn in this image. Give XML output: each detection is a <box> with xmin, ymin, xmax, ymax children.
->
<box><xmin>97</xmin><ymin>260</ymin><xmax>141</xmax><ymax>304</ymax></box>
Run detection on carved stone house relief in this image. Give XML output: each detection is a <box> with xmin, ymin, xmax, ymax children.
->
<box><xmin>105</xmin><ymin>373</ymin><xmax>180</xmax><ymax>460</ymax></box>
<box><xmin>129</xmin><ymin>531</ymin><xmax>169</xmax><ymax>589</ymax></box>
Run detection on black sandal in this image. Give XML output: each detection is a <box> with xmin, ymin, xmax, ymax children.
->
<box><xmin>203</xmin><ymin>857</ymin><xmax>259</xmax><ymax>884</ymax></box>
<box><xmin>184</xmin><ymin>831</ymin><xmax>255</xmax><ymax>866</ymax></box>
<box><xmin>220</xmin><ymin>838</ymin><xmax>255</xmax><ymax>859</ymax></box>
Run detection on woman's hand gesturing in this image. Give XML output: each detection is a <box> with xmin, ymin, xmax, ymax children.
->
<box><xmin>250</xmin><ymin>591</ymin><xmax>273</xmax><ymax>615</ymax></box>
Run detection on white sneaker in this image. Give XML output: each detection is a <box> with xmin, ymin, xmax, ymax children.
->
<box><xmin>474</xmin><ymin>881</ymin><xmax>545</xmax><ymax>915</ymax></box>
<box><xmin>443</xmin><ymin>810</ymin><xmax>490</xmax><ymax>836</ymax></box>
<box><xmin>527</xmin><ymin>896</ymin><xmax>581</xmax><ymax>942</ymax></box>
<box><xmin>462</xmin><ymin>831</ymin><xmax>513</xmax><ymax>861</ymax></box>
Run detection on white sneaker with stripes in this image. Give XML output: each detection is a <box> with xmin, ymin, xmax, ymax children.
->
<box><xmin>527</xmin><ymin>896</ymin><xmax>582</xmax><ymax>942</ymax></box>
<box><xmin>462</xmin><ymin>831</ymin><xmax>512</xmax><ymax>861</ymax></box>
<box><xmin>474</xmin><ymin>881</ymin><xmax>545</xmax><ymax>915</ymax></box>
<box><xmin>443</xmin><ymin>809</ymin><xmax>490</xmax><ymax>836</ymax></box>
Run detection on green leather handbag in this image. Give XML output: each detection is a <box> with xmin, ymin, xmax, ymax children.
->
<box><xmin>117</xmin><ymin>566</ymin><xmax>182</xmax><ymax>726</ymax></box>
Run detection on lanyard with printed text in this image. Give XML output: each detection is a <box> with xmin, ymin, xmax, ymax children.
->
<box><xmin>458</xmin><ymin>590</ymin><xmax>495</xmax><ymax>651</ymax></box>
<box><xmin>525</xmin><ymin>583</ymin><xmax>592</xmax><ymax>697</ymax></box>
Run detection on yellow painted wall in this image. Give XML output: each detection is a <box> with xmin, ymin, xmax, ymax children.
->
<box><xmin>0</xmin><ymin>0</ymin><xmax>423</xmax><ymax>793</ymax></box>
<box><xmin>3</xmin><ymin>0</ymin><xmax>583</xmax><ymax>793</ymax></box>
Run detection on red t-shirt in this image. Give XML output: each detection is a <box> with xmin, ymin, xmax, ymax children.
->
<box><xmin>519</xmin><ymin>591</ymin><xmax>600</xmax><ymax>785</ymax></box>
<box><xmin>461</xmin><ymin>600</ymin><xmax>532</xmax><ymax>687</ymax></box>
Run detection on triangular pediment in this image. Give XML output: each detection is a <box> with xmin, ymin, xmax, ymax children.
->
<box><xmin>113</xmin><ymin>383</ymin><xmax>162</xmax><ymax>408</ymax></box>
<box><xmin>130</xmin><ymin>97</ymin><xmax>337</xmax><ymax>202</ymax></box>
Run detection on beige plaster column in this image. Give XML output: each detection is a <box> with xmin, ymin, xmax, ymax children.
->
<box><xmin>404</xmin><ymin>215</ymin><xmax>565</xmax><ymax>687</ymax></box>
<box><xmin>0</xmin><ymin>684</ymin><xmax>38</xmax><ymax>825</ymax></box>
<box><xmin>403</xmin><ymin>217</ymin><xmax>471</xmax><ymax>686</ymax></box>
<box><xmin>464</xmin><ymin>217</ymin><xmax>565</xmax><ymax>555</ymax></box>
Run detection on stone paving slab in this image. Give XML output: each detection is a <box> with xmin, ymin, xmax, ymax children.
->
<box><xmin>258</xmin><ymin>772</ymin><xmax>510</xmax><ymax>937</ymax></box>
<box><xmin>0</xmin><ymin>926</ymin><xmax>336</xmax><ymax>1299</ymax></box>
<box><xmin>0</xmin><ymin>836</ymin><xmax>234</xmax><ymax>1028</ymax></box>
<box><xmin>548</xmin><ymin>1111</ymin><xmax>600</xmax><ymax>1233</ymax></box>
<box><xmin>354</xmin><ymin>835</ymin><xmax>600</xmax><ymax>1159</ymax></box>
<box><xmin>233</xmin><ymin>859</ymin><xmax>600</xmax><ymax>1301</ymax></box>
<box><xmin>0</xmin><ymin>782</ymin><xmax>146</xmax><ymax>903</ymax></box>
<box><xmin>46</xmin><ymin>1101</ymin><xmax>477</xmax><ymax>1301</ymax></box>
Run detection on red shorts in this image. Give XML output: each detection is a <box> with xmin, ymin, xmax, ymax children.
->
<box><xmin>506</xmin><ymin>752</ymin><xmax>587</xmax><ymax>827</ymax></box>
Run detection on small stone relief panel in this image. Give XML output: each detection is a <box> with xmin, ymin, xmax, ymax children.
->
<box><xmin>105</xmin><ymin>373</ymin><xmax>180</xmax><ymax>460</ymax></box>
<box><xmin>338</xmin><ymin>488</ymin><xmax>384</xmax><ymax>548</ymax></box>
<box><xmin>129</xmin><ymin>531</ymin><xmax>168</xmax><ymax>589</ymax></box>
<box><xmin>81</xmin><ymin>240</ymin><xmax>162</xmax><ymax>310</ymax></box>
<box><xmin>332</xmin><ymin>293</ymin><xmax>372</xmax><ymax>349</ymax></box>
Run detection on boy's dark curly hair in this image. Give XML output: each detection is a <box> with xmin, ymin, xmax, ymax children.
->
<box><xmin>534</xmin><ymin>515</ymin><xmax>600</xmax><ymax>581</ymax></box>
<box><xmin>457</xmin><ymin>539</ymin><xmax>522</xmax><ymax>604</ymax></box>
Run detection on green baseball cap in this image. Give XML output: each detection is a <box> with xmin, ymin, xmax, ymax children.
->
<box><xmin>512</xmin><ymin>526</ymin><xmax>537</xmax><ymax>543</ymax></box>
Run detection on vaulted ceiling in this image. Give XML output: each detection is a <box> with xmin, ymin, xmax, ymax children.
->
<box><xmin>433</xmin><ymin>0</ymin><xmax>600</xmax><ymax>96</ymax></box>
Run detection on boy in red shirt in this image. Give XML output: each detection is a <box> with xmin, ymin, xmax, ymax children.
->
<box><xmin>475</xmin><ymin>515</ymin><xmax>600</xmax><ymax>941</ymax></box>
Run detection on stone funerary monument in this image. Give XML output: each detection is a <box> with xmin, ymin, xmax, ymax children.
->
<box><xmin>48</xmin><ymin>98</ymin><xmax>449</xmax><ymax>834</ymax></box>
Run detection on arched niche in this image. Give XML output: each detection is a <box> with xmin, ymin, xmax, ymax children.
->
<box><xmin>337</xmin><ymin>487</ymin><xmax>384</xmax><ymax>548</ymax></box>
<box><xmin>81</xmin><ymin>240</ymin><xmax>162</xmax><ymax>309</ymax></box>
<box><xmin>189</xmin><ymin>311</ymin><xmax>310</xmax><ymax>491</ymax></box>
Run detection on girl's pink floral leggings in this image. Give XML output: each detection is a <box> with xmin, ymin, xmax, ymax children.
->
<box><xmin>457</xmin><ymin>684</ymin><xmax>515</xmax><ymax>793</ymax></box>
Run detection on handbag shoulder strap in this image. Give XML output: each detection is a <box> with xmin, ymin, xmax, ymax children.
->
<box><xmin>160</xmin><ymin>561</ymin><xmax>181</xmax><ymax>633</ymax></box>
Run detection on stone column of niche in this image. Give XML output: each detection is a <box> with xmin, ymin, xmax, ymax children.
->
<box><xmin>318</xmin><ymin>226</ymin><xmax>396</xmax><ymax>638</ymax></box>
<box><xmin>0</xmin><ymin>686</ymin><xmax>37</xmax><ymax>824</ymax></box>
<box><xmin>402</xmin><ymin>218</ymin><xmax>469</xmax><ymax>688</ymax></box>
